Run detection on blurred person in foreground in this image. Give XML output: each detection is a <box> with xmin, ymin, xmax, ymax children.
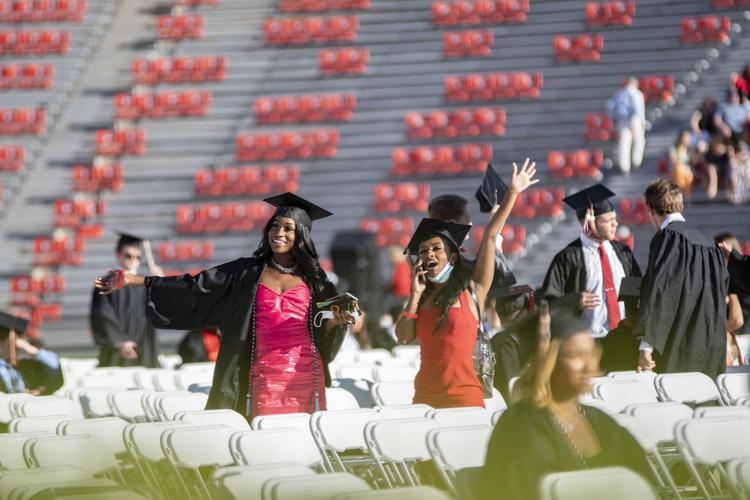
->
<box><xmin>476</xmin><ymin>305</ymin><xmax>651</xmax><ymax>500</ymax></box>
<box><xmin>716</xmin><ymin>233</ymin><xmax>749</xmax><ymax>366</ymax></box>
<box><xmin>634</xmin><ymin>180</ymin><xmax>729</xmax><ymax>378</ymax></box>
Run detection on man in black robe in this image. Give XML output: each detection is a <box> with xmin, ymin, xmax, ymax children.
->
<box><xmin>539</xmin><ymin>185</ymin><xmax>641</xmax><ymax>369</ymax></box>
<box><xmin>634</xmin><ymin>180</ymin><xmax>729</xmax><ymax>378</ymax></box>
<box><xmin>90</xmin><ymin>232</ymin><xmax>163</xmax><ymax>368</ymax></box>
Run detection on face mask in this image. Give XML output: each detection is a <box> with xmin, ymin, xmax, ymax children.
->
<box><xmin>427</xmin><ymin>261</ymin><xmax>454</xmax><ymax>284</ymax></box>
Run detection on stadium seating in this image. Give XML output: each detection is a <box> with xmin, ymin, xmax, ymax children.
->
<box><xmin>94</xmin><ymin>128</ymin><xmax>146</xmax><ymax>156</ymax></box>
<box><xmin>680</xmin><ymin>15</ymin><xmax>731</xmax><ymax>44</ymax></box>
<box><xmin>319</xmin><ymin>47</ymin><xmax>369</xmax><ymax>75</ymax></box>
<box><xmin>618</xmin><ymin>198</ymin><xmax>650</xmax><ymax>225</ymax></box>
<box><xmin>373</xmin><ymin>182</ymin><xmax>430</xmax><ymax>213</ymax></box>
<box><xmin>71</xmin><ymin>164</ymin><xmax>123</xmax><ymax>193</ymax></box>
<box><xmin>236</xmin><ymin>129</ymin><xmax>339</xmax><ymax>161</ymax></box>
<box><xmin>405</xmin><ymin>107</ymin><xmax>505</xmax><ymax>139</ymax></box>
<box><xmin>0</xmin><ymin>144</ymin><xmax>23</xmax><ymax>171</ymax></box>
<box><xmin>584</xmin><ymin>113</ymin><xmax>614</xmax><ymax>142</ymax></box>
<box><xmin>470</xmin><ymin>224</ymin><xmax>526</xmax><ymax>254</ymax></box>
<box><xmin>195</xmin><ymin>165</ymin><xmax>299</xmax><ymax>197</ymax></box>
<box><xmin>175</xmin><ymin>200</ymin><xmax>274</xmax><ymax>234</ymax></box>
<box><xmin>0</xmin><ymin>30</ymin><xmax>69</xmax><ymax>55</ymax></box>
<box><xmin>32</xmin><ymin>235</ymin><xmax>84</xmax><ymax>266</ymax></box>
<box><xmin>432</xmin><ymin>0</ymin><xmax>530</xmax><ymax>26</ymax></box>
<box><xmin>157</xmin><ymin>14</ymin><xmax>204</xmax><ymax>40</ymax></box>
<box><xmin>445</xmin><ymin>72</ymin><xmax>543</xmax><ymax>101</ymax></box>
<box><xmin>359</xmin><ymin>217</ymin><xmax>415</xmax><ymax>247</ymax></box>
<box><xmin>443</xmin><ymin>30</ymin><xmax>493</xmax><ymax>57</ymax></box>
<box><xmin>263</xmin><ymin>16</ymin><xmax>359</xmax><ymax>45</ymax></box>
<box><xmin>509</xmin><ymin>187</ymin><xmax>565</xmax><ymax>218</ymax></box>
<box><xmin>638</xmin><ymin>75</ymin><xmax>674</xmax><ymax>103</ymax></box>
<box><xmin>279</xmin><ymin>0</ymin><xmax>371</xmax><ymax>12</ymax></box>
<box><xmin>132</xmin><ymin>56</ymin><xmax>226</xmax><ymax>84</ymax></box>
<box><xmin>0</xmin><ymin>0</ymin><xmax>86</xmax><ymax>23</ymax></box>
<box><xmin>547</xmin><ymin>149</ymin><xmax>604</xmax><ymax>178</ymax></box>
<box><xmin>585</xmin><ymin>1</ymin><xmax>635</xmax><ymax>27</ymax></box>
<box><xmin>0</xmin><ymin>108</ymin><xmax>45</xmax><ymax>135</ymax></box>
<box><xmin>0</xmin><ymin>63</ymin><xmax>53</xmax><ymax>89</ymax></box>
<box><xmin>53</xmin><ymin>198</ymin><xmax>105</xmax><ymax>228</ymax></box>
<box><xmin>392</xmin><ymin>143</ymin><xmax>492</xmax><ymax>176</ymax></box>
<box><xmin>113</xmin><ymin>91</ymin><xmax>211</xmax><ymax>120</ymax></box>
<box><xmin>255</xmin><ymin>94</ymin><xmax>357</xmax><ymax>124</ymax></box>
<box><xmin>554</xmin><ymin>33</ymin><xmax>604</xmax><ymax>63</ymax></box>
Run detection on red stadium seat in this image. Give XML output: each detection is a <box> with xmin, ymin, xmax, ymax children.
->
<box><xmin>94</xmin><ymin>128</ymin><xmax>146</xmax><ymax>156</ymax></box>
<box><xmin>392</xmin><ymin>143</ymin><xmax>492</xmax><ymax>176</ymax></box>
<box><xmin>0</xmin><ymin>30</ymin><xmax>68</xmax><ymax>55</ymax></box>
<box><xmin>443</xmin><ymin>30</ymin><xmax>493</xmax><ymax>57</ymax></box>
<box><xmin>585</xmin><ymin>113</ymin><xmax>613</xmax><ymax>141</ymax></box>
<box><xmin>158</xmin><ymin>241</ymin><xmax>214</xmax><ymax>262</ymax></box>
<box><xmin>471</xmin><ymin>224</ymin><xmax>526</xmax><ymax>254</ymax></box>
<box><xmin>132</xmin><ymin>56</ymin><xmax>226</xmax><ymax>85</ymax></box>
<box><xmin>359</xmin><ymin>217</ymin><xmax>415</xmax><ymax>247</ymax></box>
<box><xmin>445</xmin><ymin>72</ymin><xmax>542</xmax><ymax>101</ymax></box>
<box><xmin>547</xmin><ymin>149</ymin><xmax>603</xmax><ymax>178</ymax></box>
<box><xmin>176</xmin><ymin>201</ymin><xmax>274</xmax><ymax>235</ymax></box>
<box><xmin>195</xmin><ymin>165</ymin><xmax>298</xmax><ymax>197</ymax></box>
<box><xmin>0</xmin><ymin>63</ymin><xmax>53</xmax><ymax>89</ymax></box>
<box><xmin>237</xmin><ymin>129</ymin><xmax>338</xmax><ymax>162</ymax></box>
<box><xmin>0</xmin><ymin>0</ymin><xmax>85</xmax><ymax>23</ymax></box>
<box><xmin>71</xmin><ymin>163</ymin><xmax>123</xmax><ymax>192</ymax></box>
<box><xmin>586</xmin><ymin>1</ymin><xmax>634</xmax><ymax>27</ymax></box>
<box><xmin>374</xmin><ymin>182</ymin><xmax>430</xmax><ymax>213</ymax></box>
<box><xmin>53</xmin><ymin>198</ymin><xmax>104</xmax><ymax>228</ymax></box>
<box><xmin>157</xmin><ymin>14</ymin><xmax>204</xmax><ymax>40</ymax></box>
<box><xmin>113</xmin><ymin>91</ymin><xmax>211</xmax><ymax>119</ymax></box>
<box><xmin>681</xmin><ymin>15</ymin><xmax>730</xmax><ymax>44</ymax></box>
<box><xmin>432</xmin><ymin>0</ymin><xmax>528</xmax><ymax>26</ymax></box>
<box><xmin>619</xmin><ymin>198</ymin><xmax>650</xmax><ymax>225</ymax></box>
<box><xmin>638</xmin><ymin>75</ymin><xmax>674</xmax><ymax>103</ymax></box>
<box><xmin>0</xmin><ymin>144</ymin><xmax>23</xmax><ymax>171</ymax></box>
<box><xmin>255</xmin><ymin>93</ymin><xmax>357</xmax><ymax>124</ymax></box>
<box><xmin>279</xmin><ymin>0</ymin><xmax>371</xmax><ymax>12</ymax></box>
<box><xmin>319</xmin><ymin>47</ymin><xmax>370</xmax><ymax>75</ymax></box>
<box><xmin>554</xmin><ymin>33</ymin><xmax>603</xmax><ymax>63</ymax></box>
<box><xmin>32</xmin><ymin>235</ymin><xmax>84</xmax><ymax>266</ymax></box>
<box><xmin>264</xmin><ymin>15</ymin><xmax>359</xmax><ymax>46</ymax></box>
<box><xmin>0</xmin><ymin>107</ymin><xmax>44</xmax><ymax>135</ymax></box>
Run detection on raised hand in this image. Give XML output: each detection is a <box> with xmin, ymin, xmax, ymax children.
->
<box><xmin>509</xmin><ymin>158</ymin><xmax>539</xmax><ymax>194</ymax></box>
<box><xmin>94</xmin><ymin>269</ymin><xmax>125</xmax><ymax>295</ymax></box>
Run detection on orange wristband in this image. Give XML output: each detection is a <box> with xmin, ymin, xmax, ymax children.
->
<box><xmin>400</xmin><ymin>311</ymin><xmax>418</xmax><ymax>320</ymax></box>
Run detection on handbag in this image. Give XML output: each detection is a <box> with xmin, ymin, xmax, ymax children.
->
<box><xmin>468</xmin><ymin>287</ymin><xmax>496</xmax><ymax>398</ymax></box>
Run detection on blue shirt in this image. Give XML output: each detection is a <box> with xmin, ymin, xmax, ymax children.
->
<box><xmin>607</xmin><ymin>86</ymin><xmax>645</xmax><ymax>127</ymax></box>
<box><xmin>0</xmin><ymin>349</ymin><xmax>59</xmax><ymax>393</ymax></box>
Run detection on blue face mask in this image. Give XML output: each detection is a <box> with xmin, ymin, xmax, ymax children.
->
<box><xmin>426</xmin><ymin>261</ymin><xmax>454</xmax><ymax>284</ymax></box>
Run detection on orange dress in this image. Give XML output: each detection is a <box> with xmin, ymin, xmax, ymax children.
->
<box><xmin>413</xmin><ymin>289</ymin><xmax>485</xmax><ymax>408</ymax></box>
<box><xmin>250</xmin><ymin>282</ymin><xmax>326</xmax><ymax>416</ymax></box>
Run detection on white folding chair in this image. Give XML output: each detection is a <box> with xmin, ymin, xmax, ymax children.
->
<box><xmin>177</xmin><ymin>362</ymin><xmax>215</xmax><ymax>373</ymax></box>
<box><xmin>725</xmin><ymin>457</ymin><xmax>750</xmax><ymax>500</ymax></box>
<box><xmin>174</xmin><ymin>370</ymin><xmax>214</xmax><ymax>391</ymax></box>
<box><xmin>331</xmin><ymin>486</ymin><xmax>451</xmax><ymax>500</ymax></box>
<box><xmin>6</xmin><ymin>478</ymin><xmax>133</xmax><ymax>500</ymax></box>
<box><xmin>108</xmin><ymin>390</ymin><xmax>152</xmax><ymax>422</ymax></box>
<box><xmin>251</xmin><ymin>412</ymin><xmax>310</xmax><ymax>431</ymax></box>
<box><xmin>675</xmin><ymin>416</ymin><xmax>750</xmax><ymax>499</ymax></box>
<box><xmin>375</xmin><ymin>404</ymin><xmax>432</xmax><ymax>419</ymax></box>
<box><xmin>8</xmin><ymin>415</ymin><xmax>74</xmax><ymax>434</ymax></box>
<box><xmin>356</xmin><ymin>349</ymin><xmax>393</xmax><ymax>365</ymax></box>
<box><xmin>159</xmin><ymin>354</ymin><xmax>182</xmax><ymax>370</ymax></box>
<box><xmin>371</xmin><ymin>382</ymin><xmax>415</xmax><ymax>406</ymax></box>
<box><xmin>12</xmin><ymin>396</ymin><xmax>83</xmax><ymax>419</ymax></box>
<box><xmin>0</xmin><ymin>432</ymin><xmax>48</xmax><ymax>470</ymax></box>
<box><xmin>140</xmin><ymin>392</ymin><xmax>165</xmax><ymax>422</ymax></box>
<box><xmin>132</xmin><ymin>370</ymin><xmax>158</xmax><ymax>391</ymax></box>
<box><xmin>491</xmin><ymin>410</ymin><xmax>503</xmax><ymax>425</ymax></box>
<box><xmin>426</xmin><ymin>407</ymin><xmax>492</xmax><ymax>427</ymax></box>
<box><xmin>326</xmin><ymin>387</ymin><xmax>361</xmax><ymax>410</ymax></box>
<box><xmin>372</xmin><ymin>365</ymin><xmax>418</xmax><ymax>383</ymax></box>
<box><xmin>160</xmin><ymin>424</ymin><xmax>236</xmax><ymax>498</ymax></box>
<box><xmin>23</xmin><ymin>434</ymin><xmax>122</xmax><ymax>481</ymax></box>
<box><xmin>716</xmin><ymin>372</ymin><xmax>750</xmax><ymax>406</ymax></box>
<box><xmin>78</xmin><ymin>388</ymin><xmax>115</xmax><ymax>418</ymax></box>
<box><xmin>592</xmin><ymin>379</ymin><xmax>658</xmax><ymax>412</ymax></box>
<box><xmin>655</xmin><ymin>372</ymin><xmax>720</xmax><ymax>405</ymax></box>
<box><xmin>539</xmin><ymin>466</ymin><xmax>658</xmax><ymax>500</ymax></box>
<box><xmin>608</xmin><ymin>370</ymin><xmax>657</xmax><ymax>387</ymax></box>
<box><xmin>0</xmin><ymin>465</ymin><xmax>92</xmax><ymax>500</ymax></box>
<box><xmin>123</xmin><ymin>421</ymin><xmax>187</xmax><ymax>496</ymax></box>
<box><xmin>364</xmin><ymin>418</ymin><xmax>436</xmax><ymax>487</ymax></box>
<box><xmin>336</xmin><ymin>364</ymin><xmax>376</xmax><ymax>381</ymax></box>
<box><xmin>693</xmin><ymin>406</ymin><xmax>750</xmax><ymax>419</ymax></box>
<box><xmin>0</xmin><ymin>393</ymin><xmax>32</xmax><ymax>424</ymax></box>
<box><xmin>156</xmin><ymin>392</ymin><xmax>208</xmax><ymax>420</ymax></box>
<box><xmin>152</xmin><ymin>370</ymin><xmax>180</xmax><ymax>392</ymax></box>
<box><xmin>175</xmin><ymin>409</ymin><xmax>250</xmax><ymax>431</ymax></box>
<box><xmin>210</xmin><ymin>463</ymin><xmax>315</xmax><ymax>500</ymax></box>
<box><xmin>483</xmin><ymin>388</ymin><xmax>508</xmax><ymax>413</ymax></box>
<box><xmin>392</xmin><ymin>345</ymin><xmax>421</xmax><ymax>361</ymax></box>
<box><xmin>426</xmin><ymin>424</ymin><xmax>492</xmax><ymax>495</ymax></box>
<box><xmin>58</xmin><ymin>417</ymin><xmax>129</xmax><ymax>456</ymax></box>
<box><xmin>264</xmin><ymin>472</ymin><xmax>371</xmax><ymax>500</ymax></box>
<box><xmin>310</xmin><ymin>408</ymin><xmax>379</xmax><ymax>473</ymax></box>
<box><xmin>230</xmin><ymin>427</ymin><xmax>324</xmax><ymax>469</ymax></box>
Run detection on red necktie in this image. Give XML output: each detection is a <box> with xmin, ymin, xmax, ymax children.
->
<box><xmin>598</xmin><ymin>243</ymin><xmax>621</xmax><ymax>330</ymax></box>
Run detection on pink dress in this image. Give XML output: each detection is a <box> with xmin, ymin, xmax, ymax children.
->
<box><xmin>250</xmin><ymin>282</ymin><xmax>326</xmax><ymax>417</ymax></box>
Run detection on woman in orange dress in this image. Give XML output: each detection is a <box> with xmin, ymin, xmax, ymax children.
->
<box><xmin>395</xmin><ymin>160</ymin><xmax>539</xmax><ymax>408</ymax></box>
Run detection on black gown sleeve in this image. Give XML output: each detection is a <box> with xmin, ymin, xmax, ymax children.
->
<box><xmin>145</xmin><ymin>259</ymin><xmax>241</xmax><ymax>331</ymax></box>
<box><xmin>89</xmin><ymin>289</ymin><xmax>125</xmax><ymax>348</ymax></box>
<box><xmin>729</xmin><ymin>250</ymin><xmax>750</xmax><ymax>293</ymax></box>
<box><xmin>632</xmin><ymin>230</ymin><xmax>686</xmax><ymax>350</ymax></box>
<box><xmin>540</xmin><ymin>252</ymin><xmax>570</xmax><ymax>302</ymax></box>
<box><xmin>312</xmin><ymin>279</ymin><xmax>347</xmax><ymax>364</ymax></box>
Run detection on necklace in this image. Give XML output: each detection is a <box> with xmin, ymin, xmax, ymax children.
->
<box><xmin>551</xmin><ymin>404</ymin><xmax>582</xmax><ymax>434</ymax></box>
<box><xmin>549</xmin><ymin>405</ymin><xmax>588</xmax><ymax>467</ymax></box>
<box><xmin>268</xmin><ymin>258</ymin><xmax>297</xmax><ymax>275</ymax></box>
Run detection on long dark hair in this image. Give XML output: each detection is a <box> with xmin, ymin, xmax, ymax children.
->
<box><xmin>253</xmin><ymin>212</ymin><xmax>329</xmax><ymax>293</ymax></box>
<box><xmin>418</xmin><ymin>236</ymin><xmax>472</xmax><ymax>334</ymax></box>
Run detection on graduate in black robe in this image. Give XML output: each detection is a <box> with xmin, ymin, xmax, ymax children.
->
<box><xmin>634</xmin><ymin>180</ymin><xmax>729</xmax><ymax>379</ymax></box>
<box><xmin>90</xmin><ymin>232</ymin><xmax>162</xmax><ymax>368</ymax></box>
<box><xmin>95</xmin><ymin>194</ymin><xmax>352</xmax><ymax>415</ymax></box>
<box><xmin>476</xmin><ymin>306</ymin><xmax>652</xmax><ymax>500</ymax></box>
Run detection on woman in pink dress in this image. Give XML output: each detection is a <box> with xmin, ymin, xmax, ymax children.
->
<box><xmin>95</xmin><ymin>193</ymin><xmax>361</xmax><ymax>418</ymax></box>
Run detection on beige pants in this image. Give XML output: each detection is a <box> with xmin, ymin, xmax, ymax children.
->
<box><xmin>616</xmin><ymin>117</ymin><xmax>645</xmax><ymax>173</ymax></box>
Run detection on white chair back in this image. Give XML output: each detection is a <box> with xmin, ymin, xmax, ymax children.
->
<box><xmin>264</xmin><ymin>472</ymin><xmax>370</xmax><ymax>500</ymax></box>
<box><xmin>654</xmin><ymin>372</ymin><xmax>720</xmax><ymax>405</ymax></box>
<box><xmin>251</xmin><ymin>412</ymin><xmax>310</xmax><ymax>431</ymax></box>
<box><xmin>0</xmin><ymin>431</ymin><xmax>48</xmax><ymax>470</ymax></box>
<box><xmin>716</xmin><ymin>373</ymin><xmax>750</xmax><ymax>406</ymax></box>
<box><xmin>427</xmin><ymin>424</ymin><xmax>493</xmax><ymax>491</ymax></box>
<box><xmin>326</xmin><ymin>387</ymin><xmax>361</xmax><ymax>410</ymax></box>
<box><xmin>365</xmin><ymin>418</ymin><xmax>436</xmax><ymax>462</ymax></box>
<box><xmin>483</xmin><ymin>388</ymin><xmax>508</xmax><ymax>413</ymax></box>
<box><xmin>156</xmin><ymin>392</ymin><xmax>208</xmax><ymax>420</ymax></box>
<box><xmin>331</xmin><ymin>486</ymin><xmax>451</xmax><ymax>499</ymax></box>
<box><xmin>13</xmin><ymin>396</ymin><xmax>83</xmax><ymax>419</ymax></box>
<box><xmin>693</xmin><ymin>406</ymin><xmax>750</xmax><ymax>419</ymax></box>
<box><xmin>372</xmin><ymin>365</ymin><xmax>419</xmax><ymax>383</ymax></box>
<box><xmin>23</xmin><ymin>434</ymin><xmax>119</xmax><ymax>476</ymax></box>
<box><xmin>427</xmin><ymin>407</ymin><xmax>492</xmax><ymax>427</ymax></box>
<box><xmin>161</xmin><ymin>424</ymin><xmax>235</xmax><ymax>469</ymax></box>
<box><xmin>108</xmin><ymin>390</ymin><xmax>151</xmax><ymax>421</ymax></box>
<box><xmin>175</xmin><ymin>409</ymin><xmax>250</xmax><ymax>431</ymax></box>
<box><xmin>371</xmin><ymin>382</ymin><xmax>415</xmax><ymax>406</ymax></box>
<box><xmin>58</xmin><ymin>417</ymin><xmax>129</xmax><ymax>455</ymax></box>
<box><xmin>592</xmin><ymin>379</ymin><xmax>658</xmax><ymax>412</ymax></box>
<box><xmin>211</xmin><ymin>463</ymin><xmax>315</xmax><ymax>500</ymax></box>
<box><xmin>0</xmin><ymin>465</ymin><xmax>92</xmax><ymax>500</ymax></box>
<box><xmin>230</xmin><ymin>427</ymin><xmax>324</xmax><ymax>468</ymax></box>
<box><xmin>8</xmin><ymin>415</ymin><xmax>74</xmax><ymax>434</ymax></box>
<box><xmin>622</xmin><ymin>402</ymin><xmax>694</xmax><ymax>443</ymax></box>
<box><xmin>375</xmin><ymin>404</ymin><xmax>432</xmax><ymax>419</ymax></box>
<box><xmin>539</xmin><ymin>466</ymin><xmax>658</xmax><ymax>500</ymax></box>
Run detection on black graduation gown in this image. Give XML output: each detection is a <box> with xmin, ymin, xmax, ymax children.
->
<box><xmin>633</xmin><ymin>221</ymin><xmax>729</xmax><ymax>379</ymax></box>
<box><xmin>90</xmin><ymin>286</ymin><xmax>158</xmax><ymax>368</ymax></box>
<box><xmin>476</xmin><ymin>401</ymin><xmax>652</xmax><ymax>500</ymax></box>
<box><xmin>539</xmin><ymin>239</ymin><xmax>642</xmax><ymax>371</ymax></box>
<box><xmin>144</xmin><ymin>257</ymin><xmax>346</xmax><ymax>414</ymax></box>
<box><xmin>728</xmin><ymin>250</ymin><xmax>750</xmax><ymax>294</ymax></box>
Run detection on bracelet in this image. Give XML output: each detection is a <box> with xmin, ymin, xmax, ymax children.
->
<box><xmin>400</xmin><ymin>311</ymin><xmax>419</xmax><ymax>320</ymax></box>
<box><xmin>114</xmin><ymin>269</ymin><xmax>125</xmax><ymax>290</ymax></box>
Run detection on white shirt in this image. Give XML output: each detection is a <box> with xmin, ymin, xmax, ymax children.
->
<box><xmin>580</xmin><ymin>232</ymin><xmax>626</xmax><ymax>338</ymax></box>
<box><xmin>640</xmin><ymin>213</ymin><xmax>686</xmax><ymax>351</ymax></box>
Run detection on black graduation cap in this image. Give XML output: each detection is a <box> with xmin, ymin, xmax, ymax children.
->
<box><xmin>405</xmin><ymin>218</ymin><xmax>472</xmax><ymax>256</ymax></box>
<box><xmin>115</xmin><ymin>230</ymin><xmax>146</xmax><ymax>249</ymax></box>
<box><xmin>263</xmin><ymin>192</ymin><xmax>333</xmax><ymax>229</ymax></box>
<box><xmin>548</xmin><ymin>294</ymin><xmax>591</xmax><ymax>340</ymax></box>
<box><xmin>475</xmin><ymin>163</ymin><xmax>508</xmax><ymax>213</ymax></box>
<box><xmin>562</xmin><ymin>184</ymin><xmax>616</xmax><ymax>220</ymax></box>
<box><xmin>0</xmin><ymin>310</ymin><xmax>29</xmax><ymax>340</ymax></box>
<box><xmin>618</xmin><ymin>276</ymin><xmax>642</xmax><ymax>301</ymax></box>
<box><xmin>490</xmin><ymin>284</ymin><xmax>534</xmax><ymax>319</ymax></box>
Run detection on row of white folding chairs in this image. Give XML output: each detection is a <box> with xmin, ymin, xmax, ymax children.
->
<box><xmin>370</xmin><ymin>382</ymin><xmax>508</xmax><ymax>413</ymax></box>
<box><xmin>332</xmin><ymin>347</ymin><xmax>421</xmax><ymax>366</ymax></box>
<box><xmin>333</xmin><ymin>364</ymin><xmax>419</xmax><ymax>383</ymax></box>
<box><xmin>589</xmin><ymin>371</ymin><xmax>750</xmax><ymax>413</ymax></box>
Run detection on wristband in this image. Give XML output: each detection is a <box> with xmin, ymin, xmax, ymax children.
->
<box><xmin>114</xmin><ymin>269</ymin><xmax>125</xmax><ymax>290</ymax></box>
<box><xmin>400</xmin><ymin>311</ymin><xmax>418</xmax><ymax>320</ymax></box>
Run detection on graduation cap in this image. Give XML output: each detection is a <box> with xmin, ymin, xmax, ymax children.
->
<box><xmin>548</xmin><ymin>294</ymin><xmax>591</xmax><ymax>340</ymax></box>
<box><xmin>0</xmin><ymin>310</ymin><xmax>29</xmax><ymax>340</ymax></box>
<box><xmin>475</xmin><ymin>163</ymin><xmax>508</xmax><ymax>213</ymax></box>
<box><xmin>114</xmin><ymin>230</ymin><xmax>147</xmax><ymax>251</ymax></box>
<box><xmin>405</xmin><ymin>218</ymin><xmax>472</xmax><ymax>256</ymax></box>
<box><xmin>562</xmin><ymin>184</ymin><xmax>616</xmax><ymax>220</ymax></box>
<box><xmin>618</xmin><ymin>276</ymin><xmax>642</xmax><ymax>301</ymax></box>
<box><xmin>263</xmin><ymin>192</ymin><xmax>333</xmax><ymax>229</ymax></box>
<box><xmin>489</xmin><ymin>284</ymin><xmax>534</xmax><ymax>319</ymax></box>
